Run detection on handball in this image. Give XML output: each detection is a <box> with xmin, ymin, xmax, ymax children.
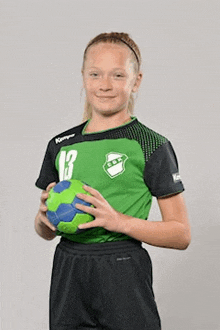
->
<box><xmin>46</xmin><ymin>179</ymin><xmax>94</xmax><ymax>234</ymax></box>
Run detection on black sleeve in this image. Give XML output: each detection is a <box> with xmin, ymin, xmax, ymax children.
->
<box><xmin>35</xmin><ymin>140</ymin><xmax>59</xmax><ymax>190</ymax></box>
<box><xmin>144</xmin><ymin>141</ymin><xmax>185</xmax><ymax>198</ymax></box>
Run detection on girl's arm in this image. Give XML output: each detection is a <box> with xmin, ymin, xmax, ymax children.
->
<box><xmin>34</xmin><ymin>182</ymin><xmax>57</xmax><ymax>240</ymax></box>
<box><xmin>76</xmin><ymin>186</ymin><xmax>191</xmax><ymax>250</ymax></box>
<box><xmin>120</xmin><ymin>193</ymin><xmax>191</xmax><ymax>250</ymax></box>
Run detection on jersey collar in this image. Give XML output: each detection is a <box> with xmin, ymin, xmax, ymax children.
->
<box><xmin>82</xmin><ymin>116</ymin><xmax>137</xmax><ymax>135</ymax></box>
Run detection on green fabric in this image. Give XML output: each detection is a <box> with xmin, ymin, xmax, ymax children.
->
<box><xmin>55</xmin><ymin>138</ymin><xmax>152</xmax><ymax>243</ymax></box>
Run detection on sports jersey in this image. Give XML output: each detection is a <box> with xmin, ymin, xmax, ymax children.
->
<box><xmin>35</xmin><ymin>116</ymin><xmax>184</xmax><ymax>244</ymax></box>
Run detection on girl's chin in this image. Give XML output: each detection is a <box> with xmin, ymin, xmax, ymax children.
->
<box><xmin>92</xmin><ymin>108</ymin><xmax>123</xmax><ymax>116</ymax></box>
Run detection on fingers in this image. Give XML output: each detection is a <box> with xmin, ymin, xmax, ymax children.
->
<box><xmin>39</xmin><ymin>181</ymin><xmax>57</xmax><ymax>215</ymax></box>
<box><xmin>76</xmin><ymin>185</ymin><xmax>105</xmax><ymax>216</ymax></box>
<box><xmin>36</xmin><ymin>208</ymin><xmax>56</xmax><ymax>232</ymax></box>
<box><xmin>82</xmin><ymin>185</ymin><xmax>101</xmax><ymax>198</ymax></box>
<box><xmin>36</xmin><ymin>182</ymin><xmax>57</xmax><ymax>232</ymax></box>
<box><xmin>41</xmin><ymin>182</ymin><xmax>57</xmax><ymax>204</ymax></box>
<box><xmin>38</xmin><ymin>212</ymin><xmax>56</xmax><ymax>231</ymax></box>
<box><xmin>76</xmin><ymin>192</ymin><xmax>96</xmax><ymax>206</ymax></box>
<box><xmin>46</xmin><ymin>182</ymin><xmax>57</xmax><ymax>192</ymax></box>
<box><xmin>39</xmin><ymin>201</ymin><xmax>48</xmax><ymax>213</ymax></box>
<box><xmin>78</xmin><ymin>221</ymin><xmax>97</xmax><ymax>230</ymax></box>
<box><xmin>40</xmin><ymin>191</ymin><xmax>48</xmax><ymax>204</ymax></box>
<box><xmin>77</xmin><ymin>185</ymin><xmax>103</xmax><ymax>206</ymax></box>
<box><xmin>75</xmin><ymin>202</ymin><xmax>96</xmax><ymax>217</ymax></box>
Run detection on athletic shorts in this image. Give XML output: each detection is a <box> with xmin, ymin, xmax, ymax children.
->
<box><xmin>49</xmin><ymin>237</ymin><xmax>161</xmax><ymax>330</ymax></box>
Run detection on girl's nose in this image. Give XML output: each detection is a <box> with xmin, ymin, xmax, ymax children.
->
<box><xmin>99</xmin><ymin>77</ymin><xmax>112</xmax><ymax>91</ymax></box>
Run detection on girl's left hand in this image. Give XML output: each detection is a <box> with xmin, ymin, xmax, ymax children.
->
<box><xmin>75</xmin><ymin>185</ymin><xmax>125</xmax><ymax>233</ymax></box>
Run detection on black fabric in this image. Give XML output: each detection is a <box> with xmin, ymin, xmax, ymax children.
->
<box><xmin>35</xmin><ymin>140</ymin><xmax>59</xmax><ymax>190</ymax></box>
<box><xmin>35</xmin><ymin>122</ymin><xmax>86</xmax><ymax>190</ymax></box>
<box><xmin>144</xmin><ymin>141</ymin><xmax>184</xmax><ymax>197</ymax></box>
<box><xmin>49</xmin><ymin>239</ymin><xmax>161</xmax><ymax>330</ymax></box>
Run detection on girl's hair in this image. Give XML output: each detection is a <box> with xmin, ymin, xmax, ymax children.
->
<box><xmin>81</xmin><ymin>32</ymin><xmax>142</xmax><ymax>122</ymax></box>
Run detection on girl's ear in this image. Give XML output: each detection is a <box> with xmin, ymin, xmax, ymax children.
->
<box><xmin>132</xmin><ymin>72</ymin><xmax>143</xmax><ymax>93</ymax></box>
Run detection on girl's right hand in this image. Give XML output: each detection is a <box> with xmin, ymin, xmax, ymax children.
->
<box><xmin>37</xmin><ymin>182</ymin><xmax>57</xmax><ymax>231</ymax></box>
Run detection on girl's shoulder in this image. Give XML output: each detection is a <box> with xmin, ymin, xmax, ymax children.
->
<box><xmin>47</xmin><ymin>121</ymin><xmax>87</xmax><ymax>146</ymax></box>
<box><xmin>134</xmin><ymin>119</ymin><xmax>168</xmax><ymax>143</ymax></box>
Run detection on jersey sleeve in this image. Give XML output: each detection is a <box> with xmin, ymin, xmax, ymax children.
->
<box><xmin>35</xmin><ymin>139</ymin><xmax>59</xmax><ymax>190</ymax></box>
<box><xmin>144</xmin><ymin>141</ymin><xmax>185</xmax><ymax>198</ymax></box>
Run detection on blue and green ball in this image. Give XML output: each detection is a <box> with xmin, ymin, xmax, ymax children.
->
<box><xmin>46</xmin><ymin>179</ymin><xmax>94</xmax><ymax>234</ymax></box>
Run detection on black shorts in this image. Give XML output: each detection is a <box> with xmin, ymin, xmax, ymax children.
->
<box><xmin>49</xmin><ymin>238</ymin><xmax>161</xmax><ymax>330</ymax></box>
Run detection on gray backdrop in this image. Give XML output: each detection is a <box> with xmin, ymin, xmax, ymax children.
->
<box><xmin>1</xmin><ymin>1</ymin><xmax>220</xmax><ymax>329</ymax></box>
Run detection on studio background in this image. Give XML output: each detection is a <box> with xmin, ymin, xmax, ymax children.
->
<box><xmin>1</xmin><ymin>1</ymin><xmax>219</xmax><ymax>329</ymax></box>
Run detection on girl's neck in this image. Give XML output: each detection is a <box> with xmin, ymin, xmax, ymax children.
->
<box><xmin>85</xmin><ymin>112</ymin><xmax>132</xmax><ymax>133</ymax></box>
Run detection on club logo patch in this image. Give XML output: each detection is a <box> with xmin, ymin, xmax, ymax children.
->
<box><xmin>172</xmin><ymin>172</ymin><xmax>181</xmax><ymax>183</ymax></box>
<box><xmin>103</xmin><ymin>152</ymin><xmax>128</xmax><ymax>178</ymax></box>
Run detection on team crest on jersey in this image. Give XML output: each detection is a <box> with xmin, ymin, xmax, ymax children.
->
<box><xmin>103</xmin><ymin>152</ymin><xmax>128</xmax><ymax>178</ymax></box>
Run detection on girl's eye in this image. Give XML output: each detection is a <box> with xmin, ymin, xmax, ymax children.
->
<box><xmin>115</xmin><ymin>73</ymin><xmax>124</xmax><ymax>78</ymax></box>
<box><xmin>90</xmin><ymin>73</ymin><xmax>98</xmax><ymax>77</ymax></box>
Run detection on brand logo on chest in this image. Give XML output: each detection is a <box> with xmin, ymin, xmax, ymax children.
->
<box><xmin>103</xmin><ymin>152</ymin><xmax>128</xmax><ymax>178</ymax></box>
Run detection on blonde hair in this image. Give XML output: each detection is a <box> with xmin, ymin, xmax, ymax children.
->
<box><xmin>81</xmin><ymin>32</ymin><xmax>142</xmax><ymax>122</ymax></box>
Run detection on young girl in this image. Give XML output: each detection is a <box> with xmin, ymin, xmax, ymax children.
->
<box><xmin>35</xmin><ymin>32</ymin><xmax>191</xmax><ymax>330</ymax></box>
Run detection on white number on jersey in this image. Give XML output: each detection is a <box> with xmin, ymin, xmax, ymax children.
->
<box><xmin>59</xmin><ymin>150</ymin><xmax>78</xmax><ymax>181</ymax></box>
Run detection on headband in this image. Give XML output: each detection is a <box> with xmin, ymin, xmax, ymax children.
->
<box><xmin>85</xmin><ymin>36</ymin><xmax>140</xmax><ymax>67</ymax></box>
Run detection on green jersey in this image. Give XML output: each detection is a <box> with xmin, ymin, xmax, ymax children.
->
<box><xmin>35</xmin><ymin>116</ymin><xmax>184</xmax><ymax>243</ymax></box>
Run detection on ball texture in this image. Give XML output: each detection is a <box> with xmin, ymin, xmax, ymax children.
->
<box><xmin>46</xmin><ymin>179</ymin><xmax>94</xmax><ymax>234</ymax></box>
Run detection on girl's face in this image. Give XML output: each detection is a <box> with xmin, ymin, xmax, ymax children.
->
<box><xmin>82</xmin><ymin>43</ymin><xmax>142</xmax><ymax>116</ymax></box>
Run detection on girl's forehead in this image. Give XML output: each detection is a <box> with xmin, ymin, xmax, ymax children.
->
<box><xmin>85</xmin><ymin>43</ymin><xmax>132</xmax><ymax>66</ymax></box>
